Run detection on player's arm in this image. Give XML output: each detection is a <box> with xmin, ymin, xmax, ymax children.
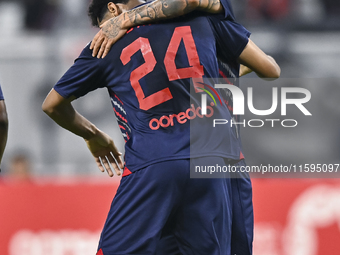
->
<box><xmin>239</xmin><ymin>64</ymin><xmax>253</xmax><ymax>77</ymax></box>
<box><xmin>42</xmin><ymin>89</ymin><xmax>123</xmax><ymax>177</ymax></box>
<box><xmin>238</xmin><ymin>39</ymin><xmax>281</xmax><ymax>79</ymax></box>
<box><xmin>0</xmin><ymin>100</ymin><xmax>8</xmax><ymax>166</ymax></box>
<box><xmin>91</xmin><ymin>0</ymin><xmax>223</xmax><ymax>58</ymax></box>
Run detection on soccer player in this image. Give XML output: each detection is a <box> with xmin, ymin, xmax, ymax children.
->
<box><xmin>90</xmin><ymin>0</ymin><xmax>280</xmax><ymax>78</ymax></box>
<box><xmin>42</xmin><ymin>0</ymin><xmax>279</xmax><ymax>254</ymax></box>
<box><xmin>0</xmin><ymin>84</ymin><xmax>8</xmax><ymax>167</ymax></box>
<box><xmin>88</xmin><ymin>2</ymin><xmax>279</xmax><ymax>254</ymax></box>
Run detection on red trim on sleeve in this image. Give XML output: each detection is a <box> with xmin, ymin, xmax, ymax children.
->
<box><xmin>122</xmin><ymin>167</ymin><xmax>132</xmax><ymax>177</ymax></box>
<box><xmin>113</xmin><ymin>108</ymin><xmax>128</xmax><ymax>123</ymax></box>
<box><xmin>118</xmin><ymin>124</ymin><xmax>126</xmax><ymax>130</ymax></box>
<box><xmin>219</xmin><ymin>70</ymin><xmax>233</xmax><ymax>84</ymax></box>
<box><xmin>96</xmin><ymin>249</ymin><xmax>104</xmax><ymax>255</ymax></box>
<box><xmin>114</xmin><ymin>94</ymin><xmax>124</xmax><ymax>105</ymax></box>
<box><xmin>240</xmin><ymin>151</ymin><xmax>245</xmax><ymax>160</ymax></box>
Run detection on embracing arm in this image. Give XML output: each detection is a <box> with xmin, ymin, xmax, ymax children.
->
<box><xmin>0</xmin><ymin>101</ymin><xmax>8</xmax><ymax>165</ymax></box>
<box><xmin>91</xmin><ymin>0</ymin><xmax>223</xmax><ymax>58</ymax></box>
<box><xmin>238</xmin><ymin>39</ymin><xmax>281</xmax><ymax>79</ymax></box>
<box><xmin>42</xmin><ymin>89</ymin><xmax>123</xmax><ymax>176</ymax></box>
<box><xmin>122</xmin><ymin>0</ymin><xmax>223</xmax><ymax>22</ymax></box>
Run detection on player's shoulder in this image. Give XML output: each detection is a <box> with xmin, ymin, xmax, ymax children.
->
<box><xmin>73</xmin><ymin>42</ymin><xmax>105</xmax><ymax>66</ymax></box>
<box><xmin>219</xmin><ymin>0</ymin><xmax>236</xmax><ymax>20</ymax></box>
<box><xmin>76</xmin><ymin>42</ymin><xmax>93</xmax><ymax>60</ymax></box>
<box><xmin>207</xmin><ymin>15</ymin><xmax>251</xmax><ymax>37</ymax></box>
<box><xmin>75</xmin><ymin>42</ymin><xmax>95</xmax><ymax>62</ymax></box>
<box><xmin>0</xmin><ymin>85</ymin><xmax>4</xmax><ymax>101</ymax></box>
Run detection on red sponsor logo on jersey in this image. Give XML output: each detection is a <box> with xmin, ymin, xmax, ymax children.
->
<box><xmin>149</xmin><ymin>103</ymin><xmax>215</xmax><ymax>130</ymax></box>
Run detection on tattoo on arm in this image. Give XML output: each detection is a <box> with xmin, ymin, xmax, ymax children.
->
<box><xmin>103</xmin><ymin>17</ymin><xmax>123</xmax><ymax>39</ymax></box>
<box><xmin>161</xmin><ymin>0</ymin><xmax>191</xmax><ymax>17</ymax></box>
<box><xmin>206</xmin><ymin>0</ymin><xmax>220</xmax><ymax>11</ymax></box>
<box><xmin>125</xmin><ymin>0</ymin><xmax>195</xmax><ymax>27</ymax></box>
<box><xmin>124</xmin><ymin>0</ymin><xmax>221</xmax><ymax>26</ymax></box>
<box><xmin>100</xmin><ymin>0</ymin><xmax>222</xmax><ymax>42</ymax></box>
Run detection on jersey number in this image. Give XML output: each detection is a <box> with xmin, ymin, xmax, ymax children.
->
<box><xmin>120</xmin><ymin>26</ymin><xmax>204</xmax><ymax>111</ymax></box>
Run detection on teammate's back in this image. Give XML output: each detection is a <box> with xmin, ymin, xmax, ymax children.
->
<box><xmin>55</xmin><ymin>13</ymin><xmax>249</xmax><ymax>172</ymax></box>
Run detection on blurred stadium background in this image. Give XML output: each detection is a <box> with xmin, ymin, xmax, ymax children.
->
<box><xmin>0</xmin><ymin>0</ymin><xmax>340</xmax><ymax>254</ymax></box>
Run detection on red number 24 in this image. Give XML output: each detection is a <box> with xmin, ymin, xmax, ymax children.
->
<box><xmin>120</xmin><ymin>26</ymin><xmax>204</xmax><ymax>111</ymax></box>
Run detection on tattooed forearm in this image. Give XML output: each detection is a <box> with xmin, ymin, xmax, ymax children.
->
<box><xmin>123</xmin><ymin>0</ymin><xmax>198</xmax><ymax>27</ymax></box>
<box><xmin>206</xmin><ymin>0</ymin><xmax>220</xmax><ymax>12</ymax></box>
<box><xmin>102</xmin><ymin>0</ymin><xmax>222</xmax><ymax>39</ymax></box>
<box><xmin>146</xmin><ymin>6</ymin><xmax>157</xmax><ymax>19</ymax></box>
<box><xmin>122</xmin><ymin>0</ymin><xmax>222</xmax><ymax>27</ymax></box>
<box><xmin>91</xmin><ymin>0</ymin><xmax>222</xmax><ymax>57</ymax></box>
<box><xmin>161</xmin><ymin>0</ymin><xmax>193</xmax><ymax>17</ymax></box>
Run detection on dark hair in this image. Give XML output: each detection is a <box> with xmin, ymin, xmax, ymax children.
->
<box><xmin>88</xmin><ymin>0</ymin><xmax>129</xmax><ymax>27</ymax></box>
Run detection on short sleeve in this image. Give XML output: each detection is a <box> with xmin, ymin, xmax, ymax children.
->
<box><xmin>0</xmin><ymin>85</ymin><xmax>4</xmax><ymax>100</ymax></box>
<box><xmin>208</xmin><ymin>17</ymin><xmax>251</xmax><ymax>62</ymax></box>
<box><xmin>54</xmin><ymin>45</ymin><xmax>106</xmax><ymax>99</ymax></box>
<box><xmin>220</xmin><ymin>0</ymin><xmax>236</xmax><ymax>20</ymax></box>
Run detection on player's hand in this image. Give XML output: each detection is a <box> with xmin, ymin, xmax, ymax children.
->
<box><xmin>85</xmin><ymin>131</ymin><xmax>124</xmax><ymax>177</ymax></box>
<box><xmin>90</xmin><ymin>14</ymin><xmax>128</xmax><ymax>59</ymax></box>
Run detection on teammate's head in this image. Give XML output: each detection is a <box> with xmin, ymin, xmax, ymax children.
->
<box><xmin>88</xmin><ymin>0</ymin><xmax>129</xmax><ymax>27</ymax></box>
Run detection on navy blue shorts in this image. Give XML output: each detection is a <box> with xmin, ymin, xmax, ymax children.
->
<box><xmin>230</xmin><ymin>160</ymin><xmax>254</xmax><ymax>255</ymax></box>
<box><xmin>97</xmin><ymin>158</ymin><xmax>253</xmax><ymax>255</ymax></box>
<box><xmin>155</xmin><ymin>160</ymin><xmax>253</xmax><ymax>255</ymax></box>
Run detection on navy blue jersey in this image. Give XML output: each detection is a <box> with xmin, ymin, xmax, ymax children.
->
<box><xmin>218</xmin><ymin>60</ymin><xmax>245</xmax><ymax>159</ymax></box>
<box><xmin>0</xmin><ymin>85</ymin><xmax>4</xmax><ymax>100</ymax></box>
<box><xmin>215</xmin><ymin>19</ymin><xmax>251</xmax><ymax>159</ymax></box>
<box><xmin>54</xmin><ymin>14</ymin><xmax>250</xmax><ymax>173</ymax></box>
<box><xmin>220</xmin><ymin>0</ymin><xmax>236</xmax><ymax>20</ymax></box>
